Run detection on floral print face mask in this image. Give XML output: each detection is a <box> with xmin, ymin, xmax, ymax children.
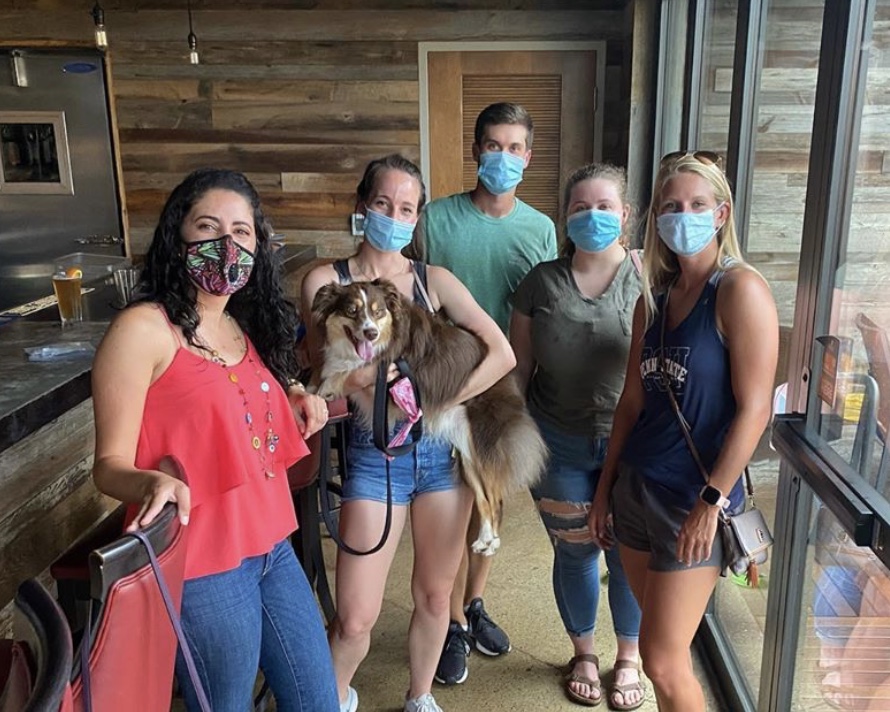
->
<box><xmin>184</xmin><ymin>234</ymin><xmax>255</xmax><ymax>295</ymax></box>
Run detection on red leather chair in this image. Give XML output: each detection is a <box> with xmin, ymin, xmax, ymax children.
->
<box><xmin>0</xmin><ymin>578</ymin><xmax>73</xmax><ymax>712</ymax></box>
<box><xmin>69</xmin><ymin>500</ymin><xmax>188</xmax><ymax>712</ymax></box>
<box><xmin>50</xmin><ymin>507</ymin><xmax>128</xmax><ymax>631</ymax></box>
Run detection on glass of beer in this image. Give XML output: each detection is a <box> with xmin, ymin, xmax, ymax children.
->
<box><xmin>52</xmin><ymin>267</ymin><xmax>83</xmax><ymax>326</ymax></box>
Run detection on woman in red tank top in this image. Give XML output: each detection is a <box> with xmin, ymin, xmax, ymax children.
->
<box><xmin>91</xmin><ymin>169</ymin><xmax>339</xmax><ymax>711</ymax></box>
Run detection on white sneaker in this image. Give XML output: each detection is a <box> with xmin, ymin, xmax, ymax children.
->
<box><xmin>404</xmin><ymin>692</ymin><xmax>443</xmax><ymax>712</ymax></box>
<box><xmin>340</xmin><ymin>686</ymin><xmax>358</xmax><ymax>712</ymax></box>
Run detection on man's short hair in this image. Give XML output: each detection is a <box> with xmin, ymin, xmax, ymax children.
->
<box><xmin>473</xmin><ymin>102</ymin><xmax>534</xmax><ymax>150</ymax></box>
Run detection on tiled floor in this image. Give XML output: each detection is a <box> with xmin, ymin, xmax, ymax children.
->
<box><xmin>318</xmin><ymin>489</ymin><xmax>722</xmax><ymax>712</ymax></box>
<box><xmin>173</xmin><ymin>489</ymin><xmax>724</xmax><ymax>711</ymax></box>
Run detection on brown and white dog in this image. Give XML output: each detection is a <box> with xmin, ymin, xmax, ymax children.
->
<box><xmin>311</xmin><ymin>279</ymin><xmax>547</xmax><ymax>555</ymax></box>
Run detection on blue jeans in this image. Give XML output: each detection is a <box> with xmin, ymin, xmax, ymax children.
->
<box><xmin>531</xmin><ymin>417</ymin><xmax>641</xmax><ymax>640</ymax></box>
<box><xmin>342</xmin><ymin>421</ymin><xmax>457</xmax><ymax>504</ymax></box>
<box><xmin>175</xmin><ymin>540</ymin><xmax>339</xmax><ymax>712</ymax></box>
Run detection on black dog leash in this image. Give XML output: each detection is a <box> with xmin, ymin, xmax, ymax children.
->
<box><xmin>320</xmin><ymin>357</ymin><xmax>423</xmax><ymax>556</ymax></box>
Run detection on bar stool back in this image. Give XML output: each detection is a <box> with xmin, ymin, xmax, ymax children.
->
<box><xmin>0</xmin><ymin>579</ymin><xmax>73</xmax><ymax>712</ymax></box>
<box><xmin>288</xmin><ymin>397</ymin><xmax>350</xmax><ymax>625</ymax></box>
<box><xmin>70</xmin><ymin>499</ymin><xmax>188</xmax><ymax>712</ymax></box>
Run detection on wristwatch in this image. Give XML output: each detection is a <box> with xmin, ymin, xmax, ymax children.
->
<box><xmin>699</xmin><ymin>484</ymin><xmax>731</xmax><ymax>509</ymax></box>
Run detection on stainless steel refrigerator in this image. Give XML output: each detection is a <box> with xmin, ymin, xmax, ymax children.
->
<box><xmin>0</xmin><ymin>48</ymin><xmax>123</xmax><ymax>312</ymax></box>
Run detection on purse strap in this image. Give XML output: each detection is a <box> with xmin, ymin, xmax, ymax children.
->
<box><xmin>658</xmin><ymin>284</ymin><xmax>756</xmax><ymax>502</ymax></box>
<box><xmin>80</xmin><ymin>528</ymin><xmax>212</xmax><ymax>712</ymax></box>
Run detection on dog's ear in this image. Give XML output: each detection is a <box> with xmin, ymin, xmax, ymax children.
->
<box><xmin>311</xmin><ymin>283</ymin><xmax>342</xmax><ymax>324</ymax></box>
<box><xmin>376</xmin><ymin>279</ymin><xmax>404</xmax><ymax>318</ymax></box>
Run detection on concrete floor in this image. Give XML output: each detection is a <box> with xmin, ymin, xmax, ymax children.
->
<box><xmin>323</xmin><ymin>489</ymin><xmax>723</xmax><ymax>712</ymax></box>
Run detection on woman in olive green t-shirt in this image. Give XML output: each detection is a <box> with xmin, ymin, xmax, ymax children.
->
<box><xmin>510</xmin><ymin>164</ymin><xmax>644</xmax><ymax>711</ymax></box>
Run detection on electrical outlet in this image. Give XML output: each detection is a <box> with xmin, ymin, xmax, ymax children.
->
<box><xmin>350</xmin><ymin>213</ymin><xmax>365</xmax><ymax>237</ymax></box>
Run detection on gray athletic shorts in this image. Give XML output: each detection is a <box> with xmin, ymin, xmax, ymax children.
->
<box><xmin>611</xmin><ymin>463</ymin><xmax>727</xmax><ymax>572</ymax></box>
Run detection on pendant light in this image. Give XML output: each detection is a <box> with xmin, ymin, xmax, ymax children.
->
<box><xmin>91</xmin><ymin>2</ymin><xmax>108</xmax><ymax>50</ymax></box>
<box><xmin>11</xmin><ymin>50</ymin><xmax>28</xmax><ymax>88</ymax></box>
<box><xmin>187</xmin><ymin>0</ymin><xmax>199</xmax><ymax>65</ymax></box>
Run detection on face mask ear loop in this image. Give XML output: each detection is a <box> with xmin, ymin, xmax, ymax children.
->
<box><xmin>714</xmin><ymin>201</ymin><xmax>727</xmax><ymax>233</ymax></box>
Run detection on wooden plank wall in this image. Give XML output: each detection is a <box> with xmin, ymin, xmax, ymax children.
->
<box><xmin>0</xmin><ymin>0</ymin><xmax>632</xmax><ymax>259</ymax></box>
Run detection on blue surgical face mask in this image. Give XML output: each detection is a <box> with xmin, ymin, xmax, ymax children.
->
<box><xmin>477</xmin><ymin>151</ymin><xmax>525</xmax><ymax>195</ymax></box>
<box><xmin>362</xmin><ymin>208</ymin><xmax>415</xmax><ymax>253</ymax></box>
<box><xmin>566</xmin><ymin>209</ymin><xmax>622</xmax><ymax>253</ymax></box>
<box><xmin>656</xmin><ymin>203</ymin><xmax>724</xmax><ymax>256</ymax></box>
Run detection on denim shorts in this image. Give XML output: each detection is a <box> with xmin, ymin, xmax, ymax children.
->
<box><xmin>342</xmin><ymin>423</ymin><xmax>458</xmax><ymax>505</ymax></box>
<box><xmin>611</xmin><ymin>463</ymin><xmax>731</xmax><ymax>572</ymax></box>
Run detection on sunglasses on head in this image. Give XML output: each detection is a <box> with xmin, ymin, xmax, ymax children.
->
<box><xmin>659</xmin><ymin>150</ymin><xmax>724</xmax><ymax>170</ymax></box>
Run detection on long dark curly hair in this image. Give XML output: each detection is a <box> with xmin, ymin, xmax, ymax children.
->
<box><xmin>136</xmin><ymin>168</ymin><xmax>300</xmax><ymax>388</ymax></box>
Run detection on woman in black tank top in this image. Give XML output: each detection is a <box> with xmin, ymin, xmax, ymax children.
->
<box><xmin>301</xmin><ymin>155</ymin><xmax>514</xmax><ymax>712</ymax></box>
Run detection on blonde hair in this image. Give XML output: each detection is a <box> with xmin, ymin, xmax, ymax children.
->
<box><xmin>641</xmin><ymin>155</ymin><xmax>751</xmax><ymax>327</ymax></box>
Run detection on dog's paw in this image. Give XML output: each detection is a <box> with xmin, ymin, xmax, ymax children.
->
<box><xmin>315</xmin><ymin>381</ymin><xmax>339</xmax><ymax>402</ymax></box>
<box><xmin>470</xmin><ymin>536</ymin><xmax>500</xmax><ymax>556</ymax></box>
<box><xmin>470</xmin><ymin>518</ymin><xmax>500</xmax><ymax>556</ymax></box>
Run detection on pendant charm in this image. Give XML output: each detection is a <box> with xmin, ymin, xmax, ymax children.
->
<box><xmin>252</xmin><ymin>436</ymin><xmax>261</xmax><ymax>449</ymax></box>
<box><xmin>265</xmin><ymin>470</ymin><xmax>276</xmax><ymax>479</ymax></box>
<box><xmin>260</xmin><ymin>381</ymin><xmax>270</xmax><ymax>393</ymax></box>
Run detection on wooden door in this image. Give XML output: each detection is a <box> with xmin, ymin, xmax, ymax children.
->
<box><xmin>427</xmin><ymin>50</ymin><xmax>598</xmax><ymax>222</ymax></box>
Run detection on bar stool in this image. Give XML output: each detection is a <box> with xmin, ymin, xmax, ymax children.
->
<box><xmin>288</xmin><ymin>398</ymin><xmax>350</xmax><ymax>625</ymax></box>
<box><xmin>70</xmin><ymin>499</ymin><xmax>189</xmax><ymax>712</ymax></box>
<box><xmin>50</xmin><ymin>507</ymin><xmax>128</xmax><ymax>632</ymax></box>
<box><xmin>0</xmin><ymin>578</ymin><xmax>73</xmax><ymax>711</ymax></box>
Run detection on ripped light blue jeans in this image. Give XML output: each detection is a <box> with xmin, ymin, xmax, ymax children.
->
<box><xmin>531</xmin><ymin>416</ymin><xmax>641</xmax><ymax>640</ymax></box>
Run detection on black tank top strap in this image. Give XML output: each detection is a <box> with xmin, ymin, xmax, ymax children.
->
<box><xmin>333</xmin><ymin>259</ymin><xmax>352</xmax><ymax>285</ymax></box>
<box><xmin>410</xmin><ymin>261</ymin><xmax>435</xmax><ymax>313</ymax></box>
<box><xmin>334</xmin><ymin>257</ymin><xmax>434</xmax><ymax>312</ymax></box>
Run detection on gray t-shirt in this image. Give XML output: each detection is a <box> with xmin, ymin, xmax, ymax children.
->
<box><xmin>511</xmin><ymin>253</ymin><xmax>641</xmax><ymax>436</ymax></box>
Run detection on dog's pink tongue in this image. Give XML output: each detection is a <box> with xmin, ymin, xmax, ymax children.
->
<box><xmin>357</xmin><ymin>341</ymin><xmax>375</xmax><ymax>362</ymax></box>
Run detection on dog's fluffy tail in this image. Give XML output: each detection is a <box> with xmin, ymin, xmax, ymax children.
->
<box><xmin>465</xmin><ymin>376</ymin><xmax>548</xmax><ymax>496</ymax></box>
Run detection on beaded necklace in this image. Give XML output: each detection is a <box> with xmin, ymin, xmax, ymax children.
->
<box><xmin>200</xmin><ymin>313</ymin><xmax>280</xmax><ymax>479</ymax></box>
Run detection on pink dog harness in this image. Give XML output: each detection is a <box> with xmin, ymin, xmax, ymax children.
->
<box><xmin>386</xmin><ymin>376</ymin><xmax>423</xmax><ymax>459</ymax></box>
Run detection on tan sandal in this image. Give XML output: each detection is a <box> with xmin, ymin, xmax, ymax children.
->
<box><xmin>565</xmin><ymin>654</ymin><xmax>603</xmax><ymax>707</ymax></box>
<box><xmin>608</xmin><ymin>659</ymin><xmax>646</xmax><ymax>711</ymax></box>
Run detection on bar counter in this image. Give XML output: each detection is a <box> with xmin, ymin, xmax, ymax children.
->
<box><xmin>0</xmin><ymin>243</ymin><xmax>317</xmax><ymax>456</ymax></box>
<box><xmin>0</xmin><ymin>321</ymin><xmax>108</xmax><ymax>454</ymax></box>
<box><xmin>0</xmin><ymin>243</ymin><xmax>318</xmax><ymax>634</ymax></box>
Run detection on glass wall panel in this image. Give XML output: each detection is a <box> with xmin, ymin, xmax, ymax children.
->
<box><xmin>793</xmin><ymin>500</ymin><xmax>890</xmax><ymax>710</ymax></box>
<box><xmin>695</xmin><ymin>0</ymin><xmax>738</xmax><ymax>155</ymax></box>
<box><xmin>779</xmin><ymin>3</ymin><xmax>890</xmax><ymax>709</ymax></box>
<box><xmin>710</xmin><ymin>0</ymin><xmax>825</xmax><ymax>702</ymax></box>
<box><xmin>812</xmin><ymin>0</ymin><xmax>890</xmax><ymax>494</ymax></box>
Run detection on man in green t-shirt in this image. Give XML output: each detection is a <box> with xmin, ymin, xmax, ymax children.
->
<box><xmin>418</xmin><ymin>102</ymin><xmax>557</xmax><ymax>687</ymax></box>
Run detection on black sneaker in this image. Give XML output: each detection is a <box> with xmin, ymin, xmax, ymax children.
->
<box><xmin>465</xmin><ymin>598</ymin><xmax>511</xmax><ymax>656</ymax></box>
<box><xmin>434</xmin><ymin>621</ymin><xmax>470</xmax><ymax>685</ymax></box>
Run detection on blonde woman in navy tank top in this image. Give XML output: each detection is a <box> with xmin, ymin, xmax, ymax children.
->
<box><xmin>589</xmin><ymin>153</ymin><xmax>779</xmax><ymax>712</ymax></box>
